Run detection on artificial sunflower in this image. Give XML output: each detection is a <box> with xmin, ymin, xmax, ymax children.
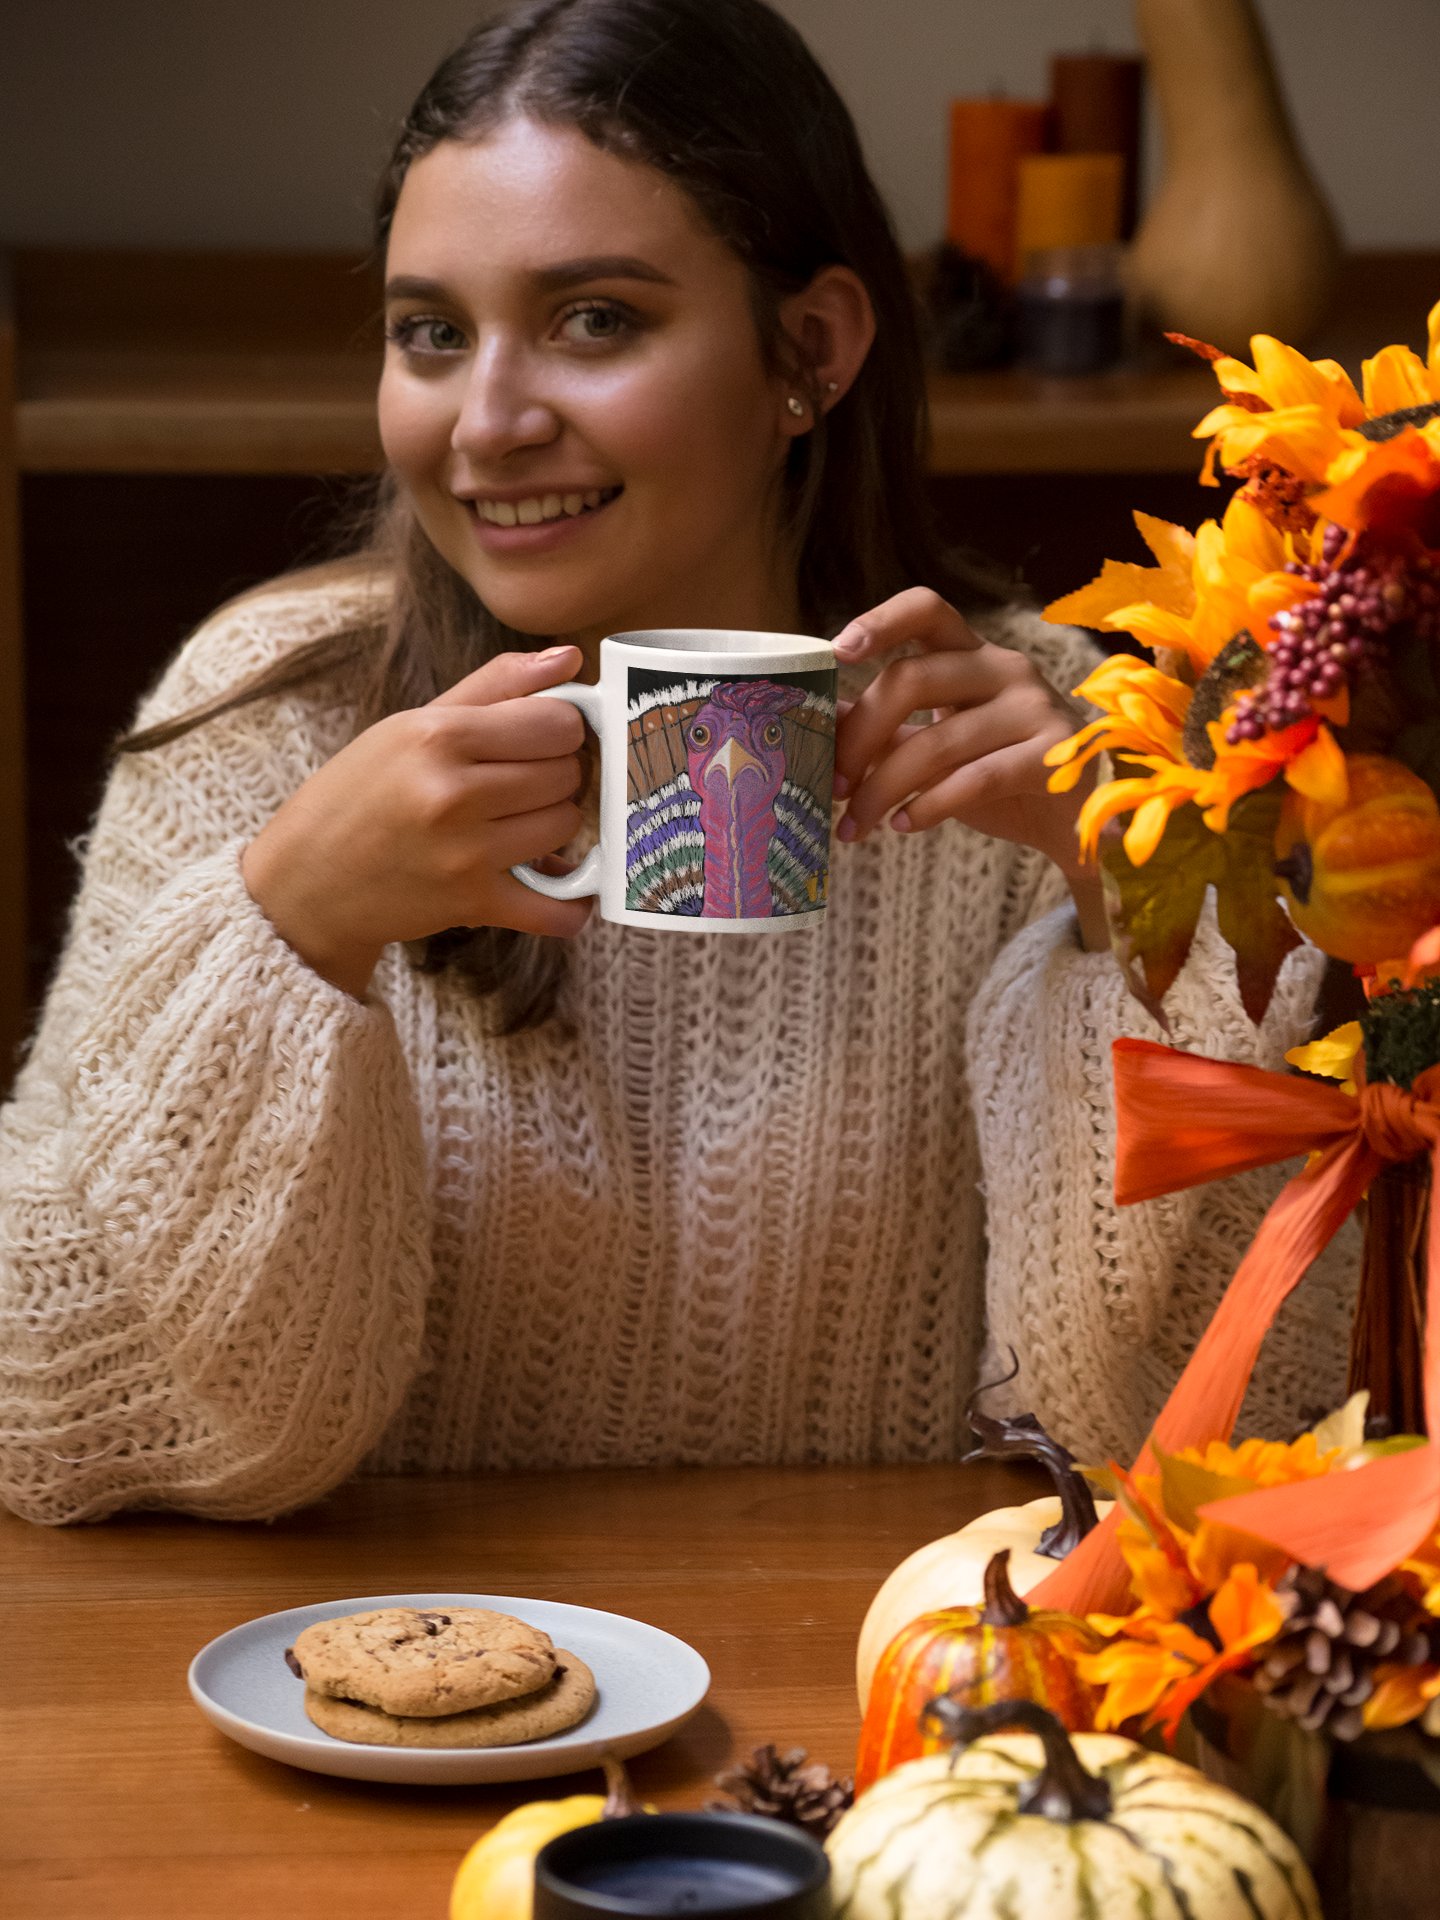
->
<box><xmin>1194</xmin><ymin>305</ymin><xmax>1440</xmax><ymax>558</ymax></box>
<box><xmin>1046</xmin><ymin>494</ymin><xmax>1314</xmax><ymax>676</ymax></box>
<box><xmin>1194</xmin><ymin>303</ymin><xmax>1440</xmax><ymax>485</ymax></box>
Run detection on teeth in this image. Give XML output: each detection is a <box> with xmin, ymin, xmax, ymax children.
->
<box><xmin>477</xmin><ymin>488</ymin><xmax>616</xmax><ymax>526</ymax></box>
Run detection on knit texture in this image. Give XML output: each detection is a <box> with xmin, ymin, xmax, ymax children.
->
<box><xmin>0</xmin><ymin>580</ymin><xmax>1357</xmax><ymax>1521</ymax></box>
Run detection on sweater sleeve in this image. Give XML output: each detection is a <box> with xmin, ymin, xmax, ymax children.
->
<box><xmin>0</xmin><ymin>585</ymin><xmax>433</xmax><ymax>1523</ymax></box>
<box><xmin>967</xmin><ymin>896</ymin><xmax>1361</xmax><ymax>1467</ymax></box>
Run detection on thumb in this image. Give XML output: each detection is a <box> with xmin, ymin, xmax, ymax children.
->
<box><xmin>431</xmin><ymin>644</ymin><xmax>582</xmax><ymax>709</ymax></box>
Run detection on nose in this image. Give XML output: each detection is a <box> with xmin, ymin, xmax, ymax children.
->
<box><xmin>451</xmin><ymin>334</ymin><xmax>561</xmax><ymax>467</ymax></box>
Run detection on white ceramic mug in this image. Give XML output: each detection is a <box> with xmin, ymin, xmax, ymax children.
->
<box><xmin>513</xmin><ymin>628</ymin><xmax>837</xmax><ymax>933</ymax></box>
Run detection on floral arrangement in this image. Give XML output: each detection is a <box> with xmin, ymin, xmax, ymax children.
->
<box><xmin>1043</xmin><ymin>309</ymin><xmax>1440</xmax><ymax>1026</ymax></box>
<box><xmin>1075</xmin><ymin>1398</ymin><xmax>1440</xmax><ymax>1746</ymax></box>
<box><xmin>1015</xmin><ymin>306</ymin><xmax>1440</xmax><ymax>1785</ymax></box>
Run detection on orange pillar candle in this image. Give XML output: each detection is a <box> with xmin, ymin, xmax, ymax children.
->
<box><xmin>1014</xmin><ymin>153</ymin><xmax>1123</xmax><ymax>269</ymax></box>
<box><xmin>947</xmin><ymin>99</ymin><xmax>1049</xmax><ymax>282</ymax></box>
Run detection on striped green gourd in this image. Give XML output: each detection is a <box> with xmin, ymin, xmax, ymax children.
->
<box><xmin>828</xmin><ymin>1700</ymin><xmax>1320</xmax><ymax>1920</ymax></box>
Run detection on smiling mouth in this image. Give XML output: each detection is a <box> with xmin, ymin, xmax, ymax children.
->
<box><xmin>473</xmin><ymin>486</ymin><xmax>623</xmax><ymax>528</ymax></box>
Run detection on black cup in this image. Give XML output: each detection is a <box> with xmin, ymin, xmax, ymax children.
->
<box><xmin>533</xmin><ymin>1811</ymin><xmax>832</xmax><ymax>1917</ymax></box>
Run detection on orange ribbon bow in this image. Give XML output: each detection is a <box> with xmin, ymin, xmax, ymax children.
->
<box><xmin>1031</xmin><ymin>1037</ymin><xmax>1440</xmax><ymax>1617</ymax></box>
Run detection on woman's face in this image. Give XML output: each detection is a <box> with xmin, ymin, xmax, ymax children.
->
<box><xmin>379</xmin><ymin>118</ymin><xmax>801</xmax><ymax>654</ymax></box>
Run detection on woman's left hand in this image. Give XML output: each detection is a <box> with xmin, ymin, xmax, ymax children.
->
<box><xmin>831</xmin><ymin>588</ymin><xmax>1108</xmax><ymax>943</ymax></box>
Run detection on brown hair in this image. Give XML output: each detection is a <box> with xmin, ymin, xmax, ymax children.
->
<box><xmin>121</xmin><ymin>0</ymin><xmax>1008</xmax><ymax>1031</ymax></box>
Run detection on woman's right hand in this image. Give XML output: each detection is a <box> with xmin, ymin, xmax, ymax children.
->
<box><xmin>240</xmin><ymin>646</ymin><xmax>591</xmax><ymax>998</ymax></box>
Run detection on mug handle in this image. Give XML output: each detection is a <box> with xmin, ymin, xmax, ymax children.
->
<box><xmin>510</xmin><ymin>680</ymin><xmax>606</xmax><ymax>901</ymax></box>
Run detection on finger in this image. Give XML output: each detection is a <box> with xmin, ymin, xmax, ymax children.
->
<box><xmin>482</xmin><ymin>872</ymin><xmax>595</xmax><ymax>939</ymax></box>
<box><xmin>842</xmin><ymin>702</ymin><xmax>1032</xmax><ymax>836</ymax></box>
<box><xmin>893</xmin><ymin>739</ymin><xmax>1056</xmax><ymax>835</ymax></box>
<box><xmin>835</xmin><ymin>648</ymin><xmax>1021</xmax><ymax>789</ymax></box>
<box><xmin>455</xmin><ymin>755</ymin><xmax>585</xmax><ymax>819</ymax></box>
<box><xmin>832</xmin><ymin>716</ymin><xmax>923</xmax><ymax>798</ymax></box>
<box><xmin>431</xmin><ymin>644</ymin><xmax>583</xmax><ymax>709</ymax></box>
<box><xmin>478</xmin><ymin>798</ymin><xmax>585</xmax><ymax>874</ymax></box>
<box><xmin>831</xmin><ymin>586</ymin><xmax>984</xmax><ymax>666</ymax></box>
<box><xmin>407</xmin><ymin>696</ymin><xmax>586</xmax><ymax>764</ymax></box>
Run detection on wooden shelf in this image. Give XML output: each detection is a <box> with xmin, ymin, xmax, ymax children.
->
<box><xmin>12</xmin><ymin>247</ymin><xmax>1438</xmax><ymax>479</ymax></box>
<box><xmin>13</xmin><ymin>248</ymin><xmax>386</xmax><ymax>475</ymax></box>
<box><xmin>18</xmin><ymin>347</ymin><xmax>384</xmax><ymax>473</ymax></box>
<box><xmin>926</xmin><ymin>364</ymin><xmax>1219</xmax><ymax>473</ymax></box>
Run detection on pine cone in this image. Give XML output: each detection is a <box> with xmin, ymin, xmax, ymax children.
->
<box><xmin>705</xmin><ymin>1743</ymin><xmax>855</xmax><ymax>1838</ymax></box>
<box><xmin>1252</xmin><ymin>1564</ymin><xmax>1436</xmax><ymax>1741</ymax></box>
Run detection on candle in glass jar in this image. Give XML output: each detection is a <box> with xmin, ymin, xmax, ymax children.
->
<box><xmin>565</xmin><ymin>1853</ymin><xmax>802</xmax><ymax>1909</ymax></box>
<box><xmin>534</xmin><ymin>1811</ymin><xmax>831</xmax><ymax>1919</ymax></box>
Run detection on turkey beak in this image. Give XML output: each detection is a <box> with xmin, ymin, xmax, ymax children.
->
<box><xmin>701</xmin><ymin>736</ymin><xmax>766</xmax><ymax>788</ymax></box>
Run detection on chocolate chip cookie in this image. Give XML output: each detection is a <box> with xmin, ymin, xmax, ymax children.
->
<box><xmin>287</xmin><ymin>1606</ymin><xmax>558</xmax><ymax>1718</ymax></box>
<box><xmin>302</xmin><ymin>1651</ymin><xmax>596</xmax><ymax>1748</ymax></box>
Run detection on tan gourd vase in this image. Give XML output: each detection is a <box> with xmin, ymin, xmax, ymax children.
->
<box><xmin>1128</xmin><ymin>0</ymin><xmax>1341</xmax><ymax>355</ymax></box>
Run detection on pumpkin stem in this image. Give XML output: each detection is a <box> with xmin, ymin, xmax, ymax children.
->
<box><xmin>601</xmin><ymin>1753</ymin><xmax>641</xmax><ymax>1819</ymax></box>
<box><xmin>960</xmin><ymin>1350</ymin><xmax>1100</xmax><ymax>1559</ymax></box>
<box><xmin>979</xmin><ymin>1549</ymin><xmax>1029</xmax><ymax>1627</ymax></box>
<box><xmin>920</xmin><ymin>1698</ymin><xmax>1113</xmax><ymax>1823</ymax></box>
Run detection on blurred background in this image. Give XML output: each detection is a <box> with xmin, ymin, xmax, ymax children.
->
<box><xmin>2</xmin><ymin>0</ymin><xmax>1439</xmax><ymax>1067</ymax></box>
<box><xmin>4</xmin><ymin>0</ymin><xmax>1435</xmax><ymax>254</ymax></box>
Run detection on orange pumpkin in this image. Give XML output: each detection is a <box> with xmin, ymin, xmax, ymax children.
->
<box><xmin>854</xmin><ymin>1550</ymin><xmax>1101</xmax><ymax>1795</ymax></box>
<box><xmin>1275</xmin><ymin>753</ymin><xmax>1440</xmax><ymax>963</ymax></box>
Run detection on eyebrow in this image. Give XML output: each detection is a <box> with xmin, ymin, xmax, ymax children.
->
<box><xmin>384</xmin><ymin>256</ymin><xmax>676</xmax><ymax>302</ymax></box>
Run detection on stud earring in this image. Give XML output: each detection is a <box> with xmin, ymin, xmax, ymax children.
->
<box><xmin>787</xmin><ymin>396</ymin><xmax>806</xmax><ymax>416</ymax></box>
<box><xmin>827</xmin><ymin>381</ymin><xmax>838</xmax><ymax>393</ymax></box>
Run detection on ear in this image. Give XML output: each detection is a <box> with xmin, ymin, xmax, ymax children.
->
<box><xmin>776</xmin><ymin>265</ymin><xmax>876</xmax><ymax>436</ymax></box>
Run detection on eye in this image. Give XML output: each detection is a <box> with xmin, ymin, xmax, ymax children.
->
<box><xmin>555</xmin><ymin>301</ymin><xmax>634</xmax><ymax>346</ymax></box>
<box><xmin>688</xmin><ymin>723</ymin><xmax>712</xmax><ymax>747</ymax></box>
<box><xmin>762</xmin><ymin>721</ymin><xmax>783</xmax><ymax>747</ymax></box>
<box><xmin>386</xmin><ymin>315</ymin><xmax>468</xmax><ymax>355</ymax></box>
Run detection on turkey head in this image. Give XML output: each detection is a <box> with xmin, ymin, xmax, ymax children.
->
<box><xmin>685</xmin><ymin>679</ymin><xmax>807</xmax><ymax>918</ymax></box>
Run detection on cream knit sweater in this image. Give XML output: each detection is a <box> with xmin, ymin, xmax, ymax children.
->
<box><xmin>0</xmin><ymin>578</ymin><xmax>1359</xmax><ymax>1523</ymax></box>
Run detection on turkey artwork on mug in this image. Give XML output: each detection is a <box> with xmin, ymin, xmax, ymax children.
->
<box><xmin>511</xmin><ymin>628</ymin><xmax>838</xmax><ymax>934</ymax></box>
<box><xmin>624</xmin><ymin>669</ymin><xmax>836</xmax><ymax>919</ymax></box>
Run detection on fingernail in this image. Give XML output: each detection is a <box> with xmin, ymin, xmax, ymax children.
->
<box><xmin>837</xmin><ymin>815</ymin><xmax>858</xmax><ymax>843</ymax></box>
<box><xmin>891</xmin><ymin>810</ymin><xmax>912</xmax><ymax>834</ymax></box>
<box><xmin>536</xmin><ymin>645</ymin><xmax>573</xmax><ymax>664</ymax></box>
<box><xmin>831</xmin><ymin>771</ymin><xmax>850</xmax><ymax>798</ymax></box>
<box><xmin>832</xmin><ymin>622</ymin><xmax>866</xmax><ymax>658</ymax></box>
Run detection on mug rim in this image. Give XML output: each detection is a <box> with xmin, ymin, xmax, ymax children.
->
<box><xmin>605</xmin><ymin>627</ymin><xmax>832</xmax><ymax>656</ymax></box>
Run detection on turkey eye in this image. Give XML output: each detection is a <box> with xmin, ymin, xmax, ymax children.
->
<box><xmin>762</xmin><ymin>721</ymin><xmax>783</xmax><ymax>746</ymax></box>
<box><xmin>689</xmin><ymin>723</ymin><xmax>711</xmax><ymax>747</ymax></box>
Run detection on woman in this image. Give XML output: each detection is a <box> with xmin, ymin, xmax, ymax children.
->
<box><xmin>0</xmin><ymin>0</ymin><xmax>1354</xmax><ymax>1524</ymax></box>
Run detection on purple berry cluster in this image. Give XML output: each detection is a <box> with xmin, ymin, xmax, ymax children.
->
<box><xmin>1225</xmin><ymin>525</ymin><xmax>1440</xmax><ymax>744</ymax></box>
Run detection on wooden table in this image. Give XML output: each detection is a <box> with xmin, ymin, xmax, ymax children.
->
<box><xmin>2</xmin><ymin>1458</ymin><xmax>1043</xmax><ymax>1920</ymax></box>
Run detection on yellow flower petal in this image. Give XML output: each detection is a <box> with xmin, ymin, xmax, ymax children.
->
<box><xmin>1363</xmin><ymin>345</ymin><xmax>1435</xmax><ymax>417</ymax></box>
<box><xmin>1121</xmin><ymin>792</ymin><xmax>1179</xmax><ymax>865</ymax></box>
<box><xmin>1363</xmin><ymin>1664</ymin><xmax>1440</xmax><ymax>1732</ymax></box>
<box><xmin>1287</xmin><ymin>1021</ymin><xmax>1363</xmax><ymax>1086</ymax></box>
<box><xmin>1283</xmin><ymin>725</ymin><xmax>1348</xmax><ymax>807</ymax></box>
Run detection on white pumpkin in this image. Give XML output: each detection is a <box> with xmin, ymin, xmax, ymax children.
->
<box><xmin>827</xmin><ymin>1709</ymin><xmax>1321</xmax><ymax>1920</ymax></box>
<box><xmin>855</xmin><ymin>1495</ymin><xmax>1114</xmax><ymax>1709</ymax></box>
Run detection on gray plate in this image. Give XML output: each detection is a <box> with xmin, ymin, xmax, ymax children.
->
<box><xmin>188</xmin><ymin>1591</ymin><xmax>711</xmax><ymax>1785</ymax></box>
